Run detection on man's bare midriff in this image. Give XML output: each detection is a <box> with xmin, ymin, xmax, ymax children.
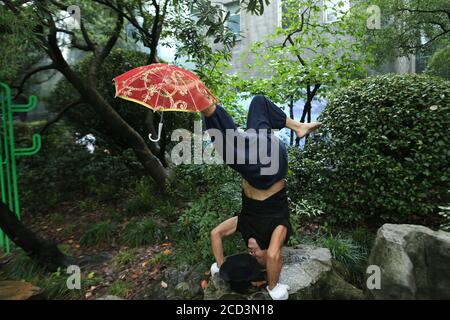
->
<box><xmin>242</xmin><ymin>179</ymin><xmax>285</xmax><ymax>201</ymax></box>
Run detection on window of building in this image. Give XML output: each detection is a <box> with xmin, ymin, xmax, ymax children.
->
<box><xmin>323</xmin><ymin>0</ymin><xmax>350</xmax><ymax>23</ymax></box>
<box><xmin>224</xmin><ymin>1</ymin><xmax>241</xmax><ymax>35</ymax></box>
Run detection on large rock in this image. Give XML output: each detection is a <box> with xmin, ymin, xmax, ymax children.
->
<box><xmin>204</xmin><ymin>245</ymin><xmax>363</xmax><ymax>300</ymax></box>
<box><xmin>366</xmin><ymin>224</ymin><xmax>450</xmax><ymax>299</ymax></box>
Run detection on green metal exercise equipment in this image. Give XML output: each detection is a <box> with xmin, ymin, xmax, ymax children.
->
<box><xmin>0</xmin><ymin>83</ymin><xmax>42</xmax><ymax>254</ymax></box>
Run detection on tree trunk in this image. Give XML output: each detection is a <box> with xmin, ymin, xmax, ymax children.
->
<box><xmin>0</xmin><ymin>202</ymin><xmax>70</xmax><ymax>271</ymax></box>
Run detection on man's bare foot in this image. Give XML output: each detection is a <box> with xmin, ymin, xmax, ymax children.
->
<box><xmin>295</xmin><ymin>122</ymin><xmax>322</xmax><ymax>139</ymax></box>
<box><xmin>248</xmin><ymin>238</ymin><xmax>267</xmax><ymax>266</ymax></box>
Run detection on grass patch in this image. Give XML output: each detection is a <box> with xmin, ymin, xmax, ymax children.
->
<box><xmin>80</xmin><ymin>221</ymin><xmax>116</xmax><ymax>246</ymax></box>
<box><xmin>113</xmin><ymin>249</ymin><xmax>136</xmax><ymax>267</ymax></box>
<box><xmin>78</xmin><ymin>199</ymin><xmax>97</xmax><ymax>212</ymax></box>
<box><xmin>50</xmin><ymin>213</ymin><xmax>65</xmax><ymax>225</ymax></box>
<box><xmin>122</xmin><ymin>217</ymin><xmax>161</xmax><ymax>247</ymax></box>
<box><xmin>125</xmin><ymin>178</ymin><xmax>154</xmax><ymax>215</ymax></box>
<box><xmin>108</xmin><ymin>280</ymin><xmax>132</xmax><ymax>298</ymax></box>
<box><xmin>149</xmin><ymin>251</ymin><xmax>174</xmax><ymax>268</ymax></box>
<box><xmin>316</xmin><ymin>234</ymin><xmax>367</xmax><ymax>270</ymax></box>
<box><xmin>1</xmin><ymin>250</ymin><xmax>102</xmax><ymax>299</ymax></box>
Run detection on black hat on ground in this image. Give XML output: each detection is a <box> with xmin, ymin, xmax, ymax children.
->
<box><xmin>219</xmin><ymin>253</ymin><xmax>265</xmax><ymax>293</ymax></box>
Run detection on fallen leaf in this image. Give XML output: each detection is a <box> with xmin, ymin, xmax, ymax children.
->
<box><xmin>88</xmin><ymin>272</ymin><xmax>95</xmax><ymax>279</ymax></box>
<box><xmin>201</xmin><ymin>280</ymin><xmax>208</xmax><ymax>290</ymax></box>
<box><xmin>142</xmin><ymin>261</ymin><xmax>149</xmax><ymax>268</ymax></box>
<box><xmin>85</xmin><ymin>292</ymin><xmax>93</xmax><ymax>299</ymax></box>
<box><xmin>162</xmin><ymin>249</ymin><xmax>172</xmax><ymax>255</ymax></box>
<box><xmin>160</xmin><ymin>281</ymin><xmax>168</xmax><ymax>288</ymax></box>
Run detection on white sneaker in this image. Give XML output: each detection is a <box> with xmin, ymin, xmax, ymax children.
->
<box><xmin>210</xmin><ymin>262</ymin><xmax>220</xmax><ymax>276</ymax></box>
<box><xmin>267</xmin><ymin>283</ymin><xmax>290</xmax><ymax>300</ymax></box>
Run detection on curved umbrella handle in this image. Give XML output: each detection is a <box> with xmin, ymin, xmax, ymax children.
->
<box><xmin>148</xmin><ymin>122</ymin><xmax>163</xmax><ymax>142</ymax></box>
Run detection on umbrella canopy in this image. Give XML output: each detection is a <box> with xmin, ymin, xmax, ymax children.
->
<box><xmin>113</xmin><ymin>63</ymin><xmax>219</xmax><ymax>112</ymax></box>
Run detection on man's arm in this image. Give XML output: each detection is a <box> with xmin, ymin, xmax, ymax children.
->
<box><xmin>210</xmin><ymin>217</ymin><xmax>238</xmax><ymax>267</ymax></box>
<box><xmin>266</xmin><ymin>225</ymin><xmax>287</xmax><ymax>289</ymax></box>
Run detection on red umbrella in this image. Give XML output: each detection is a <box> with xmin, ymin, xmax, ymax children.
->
<box><xmin>113</xmin><ymin>63</ymin><xmax>219</xmax><ymax>141</ymax></box>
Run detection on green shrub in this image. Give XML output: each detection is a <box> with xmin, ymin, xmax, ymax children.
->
<box><xmin>80</xmin><ymin>221</ymin><xmax>116</xmax><ymax>246</ymax></box>
<box><xmin>17</xmin><ymin>122</ymin><xmax>139</xmax><ymax>213</ymax></box>
<box><xmin>291</xmin><ymin>74</ymin><xmax>450</xmax><ymax>223</ymax></box>
<box><xmin>426</xmin><ymin>44</ymin><xmax>450</xmax><ymax>80</ymax></box>
<box><xmin>122</xmin><ymin>217</ymin><xmax>161</xmax><ymax>247</ymax></box>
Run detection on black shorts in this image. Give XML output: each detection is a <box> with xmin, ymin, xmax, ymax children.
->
<box><xmin>235</xmin><ymin>188</ymin><xmax>292</xmax><ymax>250</ymax></box>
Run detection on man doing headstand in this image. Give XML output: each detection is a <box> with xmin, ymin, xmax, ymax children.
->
<box><xmin>201</xmin><ymin>95</ymin><xmax>320</xmax><ymax>300</ymax></box>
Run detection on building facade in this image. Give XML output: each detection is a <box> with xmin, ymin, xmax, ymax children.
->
<box><xmin>214</xmin><ymin>0</ymin><xmax>416</xmax><ymax>75</ymax></box>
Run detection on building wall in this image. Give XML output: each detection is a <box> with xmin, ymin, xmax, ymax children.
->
<box><xmin>213</xmin><ymin>0</ymin><xmax>282</xmax><ymax>75</ymax></box>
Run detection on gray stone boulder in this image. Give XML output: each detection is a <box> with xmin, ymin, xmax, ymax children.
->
<box><xmin>366</xmin><ymin>224</ymin><xmax>450</xmax><ymax>299</ymax></box>
<box><xmin>204</xmin><ymin>245</ymin><xmax>363</xmax><ymax>300</ymax></box>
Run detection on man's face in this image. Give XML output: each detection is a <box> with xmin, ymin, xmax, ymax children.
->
<box><xmin>247</xmin><ymin>238</ymin><xmax>267</xmax><ymax>266</ymax></box>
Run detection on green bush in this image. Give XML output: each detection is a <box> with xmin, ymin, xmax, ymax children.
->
<box><xmin>426</xmin><ymin>44</ymin><xmax>450</xmax><ymax>80</ymax></box>
<box><xmin>17</xmin><ymin>122</ymin><xmax>140</xmax><ymax>212</ymax></box>
<box><xmin>291</xmin><ymin>74</ymin><xmax>450</xmax><ymax>223</ymax></box>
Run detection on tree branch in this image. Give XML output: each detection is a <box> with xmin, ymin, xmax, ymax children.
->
<box><xmin>98</xmin><ymin>8</ymin><xmax>124</xmax><ymax>65</ymax></box>
<box><xmin>13</xmin><ymin>64</ymin><xmax>57</xmax><ymax>99</ymax></box>
<box><xmin>79</xmin><ymin>19</ymin><xmax>96</xmax><ymax>51</ymax></box>
<box><xmin>397</xmin><ymin>7</ymin><xmax>450</xmax><ymax>20</ymax></box>
<box><xmin>93</xmin><ymin>0</ymin><xmax>153</xmax><ymax>44</ymax></box>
